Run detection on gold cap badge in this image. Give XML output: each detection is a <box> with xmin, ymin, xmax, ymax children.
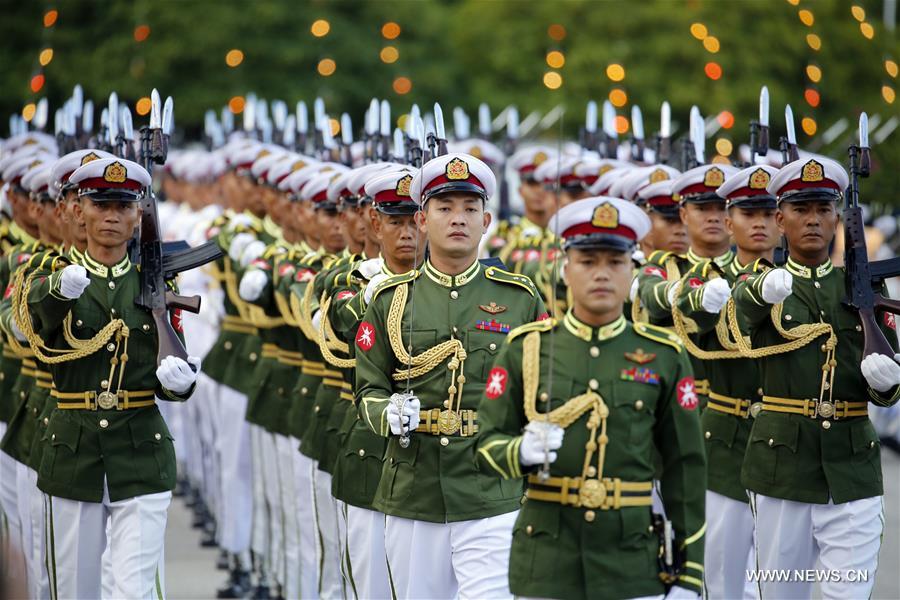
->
<box><xmin>533</xmin><ymin>151</ymin><xmax>548</xmax><ymax>166</ymax></box>
<box><xmin>80</xmin><ymin>152</ymin><xmax>101</xmax><ymax>166</ymax></box>
<box><xmin>599</xmin><ymin>164</ymin><xmax>614</xmax><ymax>176</ymax></box>
<box><xmin>445</xmin><ymin>157</ymin><xmax>470</xmax><ymax>181</ymax></box>
<box><xmin>591</xmin><ymin>201</ymin><xmax>619</xmax><ymax>229</ymax></box>
<box><xmin>649</xmin><ymin>168</ymin><xmax>670</xmax><ymax>183</ymax></box>
<box><xmin>801</xmin><ymin>160</ymin><xmax>824</xmax><ymax>183</ymax></box>
<box><xmin>469</xmin><ymin>146</ymin><xmax>483</xmax><ymax>159</ymax></box>
<box><xmin>748</xmin><ymin>168</ymin><xmax>770</xmax><ymax>189</ymax></box>
<box><xmin>703</xmin><ymin>167</ymin><xmax>725</xmax><ymax>188</ymax></box>
<box><xmin>396</xmin><ymin>174</ymin><xmax>413</xmax><ymax>197</ymax></box>
<box><xmin>103</xmin><ymin>162</ymin><xmax>127</xmax><ymax>184</ymax></box>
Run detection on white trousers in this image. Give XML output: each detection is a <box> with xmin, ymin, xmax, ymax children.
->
<box><xmin>15</xmin><ymin>461</ymin><xmax>34</xmax><ymax>594</ymax></box>
<box><xmin>216</xmin><ymin>383</ymin><xmax>252</xmax><ymax>555</ymax></box>
<box><xmin>313</xmin><ymin>467</ymin><xmax>344</xmax><ymax>599</ymax></box>
<box><xmin>25</xmin><ymin>467</ymin><xmax>51</xmax><ymax>600</ymax></box>
<box><xmin>262</xmin><ymin>431</ymin><xmax>284</xmax><ymax>586</ymax></box>
<box><xmin>47</xmin><ymin>487</ymin><xmax>171</xmax><ymax>600</ymax></box>
<box><xmin>0</xmin><ymin>428</ymin><xmax>27</xmax><ymax>591</ymax></box>
<box><xmin>750</xmin><ymin>493</ymin><xmax>883</xmax><ymax>600</ymax></box>
<box><xmin>249</xmin><ymin>424</ymin><xmax>270</xmax><ymax>565</ymax></box>
<box><xmin>291</xmin><ymin>438</ymin><xmax>319</xmax><ymax>599</ymax></box>
<box><xmin>346</xmin><ymin>505</ymin><xmax>391</xmax><ymax>600</ymax></box>
<box><xmin>384</xmin><ymin>511</ymin><xmax>518</xmax><ymax>599</ymax></box>
<box><xmin>705</xmin><ymin>490</ymin><xmax>756</xmax><ymax>599</ymax></box>
<box><xmin>275</xmin><ymin>434</ymin><xmax>300</xmax><ymax>599</ymax></box>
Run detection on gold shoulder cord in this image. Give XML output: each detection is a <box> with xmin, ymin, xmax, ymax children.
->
<box><xmin>291</xmin><ymin>273</ymin><xmax>320</xmax><ymax>342</ymax></box>
<box><xmin>670</xmin><ymin>270</ymin><xmax>744</xmax><ymax>360</ymax></box>
<box><xmin>317</xmin><ymin>294</ymin><xmax>354</xmax><ymax>369</ymax></box>
<box><xmin>522</xmin><ymin>330</ymin><xmax>613</xmax><ymax>507</ymax></box>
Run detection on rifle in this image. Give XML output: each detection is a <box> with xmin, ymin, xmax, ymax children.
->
<box><xmin>749</xmin><ymin>86</ymin><xmax>770</xmax><ymax>166</ymax></box>
<box><xmin>843</xmin><ymin>113</ymin><xmax>900</xmax><ymax>359</ymax></box>
<box><xmin>655</xmin><ymin>101</ymin><xmax>671</xmax><ymax>165</ymax></box>
<box><xmin>135</xmin><ymin>89</ymin><xmax>223</xmax><ymax>365</ymax></box>
<box><xmin>601</xmin><ymin>100</ymin><xmax>618</xmax><ymax>159</ymax></box>
<box><xmin>498</xmin><ymin>106</ymin><xmax>517</xmax><ymax>222</ymax></box>
<box><xmin>631</xmin><ymin>105</ymin><xmax>645</xmax><ymax>162</ymax></box>
<box><xmin>780</xmin><ymin>105</ymin><xmax>800</xmax><ymax>165</ymax></box>
<box><xmin>583</xmin><ymin>101</ymin><xmax>598</xmax><ymax>153</ymax></box>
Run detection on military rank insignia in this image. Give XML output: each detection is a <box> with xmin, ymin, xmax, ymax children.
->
<box><xmin>591</xmin><ymin>202</ymin><xmax>619</xmax><ymax>229</ymax></box>
<box><xmin>624</xmin><ymin>348</ymin><xmax>656</xmax><ymax>364</ymax></box>
<box><xmin>478</xmin><ymin>302</ymin><xmax>507</xmax><ymax>314</ymax></box>
<box><xmin>620</xmin><ymin>367</ymin><xmax>660</xmax><ymax>385</ymax></box>
<box><xmin>396</xmin><ymin>174</ymin><xmax>413</xmax><ymax>197</ymax></box>
<box><xmin>476</xmin><ymin>319</ymin><xmax>510</xmax><ymax>333</ymax></box>
<box><xmin>81</xmin><ymin>152</ymin><xmax>101</xmax><ymax>166</ymax></box>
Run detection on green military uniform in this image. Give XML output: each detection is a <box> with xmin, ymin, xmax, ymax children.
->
<box><xmin>733</xmin><ymin>257</ymin><xmax>899</xmax><ymax>502</ymax></box>
<box><xmin>355</xmin><ymin>258</ymin><xmax>547</xmax><ymax>522</ymax></box>
<box><xmin>20</xmin><ymin>250</ymin><xmax>191</xmax><ymax>502</ymax></box>
<box><xmin>498</xmin><ymin>217</ymin><xmax>568</xmax><ymax>316</ymax></box>
<box><xmin>476</xmin><ymin>313</ymin><xmax>706</xmax><ymax>598</ymax></box>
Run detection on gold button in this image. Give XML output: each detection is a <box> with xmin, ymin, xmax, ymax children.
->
<box><xmin>443</xmin><ymin>400</ymin><xmax>450</xmax><ymax>408</ymax></box>
<box><xmin>440</xmin><ymin>437</ymin><xmax>449</xmax><ymax>446</ymax></box>
<box><xmin>821</xmin><ymin>344</ymin><xmax>827</xmax><ymax>352</ymax></box>
<box><xmin>43</xmin><ymin>417</ymin><xmax>49</xmax><ymax>425</ymax></box>
<box><xmin>20</xmin><ymin>391</ymin><xmax>25</xmax><ymax>399</ymax></box>
<box><xmin>99</xmin><ymin>419</ymin><xmax>109</xmax><ymax>429</ymax></box>
<box><xmin>450</xmin><ymin>290</ymin><xmax>458</xmax><ymax>299</ymax></box>
<box><xmin>301</xmin><ymin>387</ymin><xmax>308</xmax><ymax>395</ymax></box>
<box><xmin>106</xmin><ymin>343</ymin><xmax>115</xmax><ymax>352</ymax></box>
<box><xmin>634</xmin><ymin>399</ymin><xmax>644</xmax><ymax>411</ymax></box>
<box><xmin>101</xmin><ymin>379</ymin><xmax>109</xmax><ymax>388</ymax></box>
<box><xmin>154</xmin><ymin>433</ymin><xmax>162</xmax><ymax>441</ymax></box>
<box><xmin>584</xmin><ymin>510</ymin><xmax>596</xmax><ymax>523</ymax></box>
<box><xmin>358</xmin><ymin>449</ymin><xmax>366</xmax><ymax>457</ymax></box>
<box><xmin>142</xmin><ymin>324</ymin><xmax>151</xmax><ymax>332</ymax></box>
<box><xmin>249</xmin><ymin>352</ymin><xmax>258</xmax><ymax>361</ymax></box>
<box><xmin>224</xmin><ymin>341</ymin><xmax>233</xmax><ymax>350</ymax></box>
<box><xmin>76</xmin><ymin>319</ymin><xmax>83</xmax><ymax>326</ymax></box>
<box><xmin>0</xmin><ymin>373</ymin><xmax>4</xmax><ymax>381</ymax></box>
<box><xmin>489</xmin><ymin>343</ymin><xmax>497</xmax><ymax>351</ymax></box>
<box><xmin>110</xmin><ymin>308</ymin><xmax>117</xmax><ymax>317</ymax></box>
<box><xmin>869</xmin><ymin>441</ymin><xmax>875</xmax><ymax>449</ymax></box>
<box><xmin>590</xmin><ymin>347</ymin><xmax>599</xmax><ymax>357</ymax></box>
<box><xmin>51</xmin><ymin>434</ymin><xmax>56</xmax><ymax>441</ymax></box>
<box><xmin>526</xmin><ymin>525</ymin><xmax>534</xmax><ymax>535</ymax></box>
<box><xmin>588</xmin><ymin>379</ymin><xmax>599</xmax><ymax>390</ymax></box>
<box><xmin>108</xmin><ymin>280</ymin><xmax>115</xmax><ymax>289</ymax></box>
<box><xmin>757</xmin><ymin>387</ymin><xmax>764</xmax><ymax>396</ymax></box>
<box><xmin>855</xmin><ymin>325</ymin><xmax>862</xmax><ymax>332</ymax></box>
<box><xmin>784</xmin><ymin>314</ymin><xmax>792</xmax><ymax>321</ymax></box>
<box><xmin>314</xmin><ymin>405</ymin><xmax>320</xmax><ymax>412</ymax></box>
<box><xmin>822</xmin><ymin>420</ymin><xmax>831</xmax><ymax>430</ymax></box>
<box><xmin>768</xmin><ymin>438</ymin><xmax>774</xmax><ymax>447</ymax></box>
<box><xmin>705</xmin><ymin>431</ymin><xmax>711</xmax><ymax>439</ymax></box>
<box><xmin>33</xmin><ymin>407</ymin><xmax>38</xmax><ymax>415</ymax></box>
<box><xmin>586</xmin><ymin>466</ymin><xmax>597</xmax><ymax>477</ymax></box>
<box><xmin>814</xmin><ymin>281</ymin><xmax>821</xmax><ymax>289</ymax></box>
<box><xmin>452</xmin><ymin>326</ymin><xmax>458</xmax><ymax>334</ymax></box>
<box><xmin>539</xmin><ymin>392</ymin><xmax>549</xmax><ymax>402</ymax></box>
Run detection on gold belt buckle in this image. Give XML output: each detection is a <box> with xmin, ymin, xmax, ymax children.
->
<box><xmin>97</xmin><ymin>391</ymin><xmax>118</xmax><ymax>410</ymax></box>
<box><xmin>749</xmin><ymin>402</ymin><xmax>763</xmax><ymax>418</ymax></box>
<box><xmin>817</xmin><ymin>401</ymin><xmax>835</xmax><ymax>419</ymax></box>
<box><xmin>578</xmin><ymin>478</ymin><xmax>607</xmax><ymax>509</ymax></box>
<box><xmin>437</xmin><ymin>410</ymin><xmax>461</xmax><ymax>435</ymax></box>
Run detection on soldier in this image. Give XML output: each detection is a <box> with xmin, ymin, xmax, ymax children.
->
<box><xmin>355</xmin><ymin>152</ymin><xmax>547</xmax><ymax>598</ymax></box>
<box><xmin>669</xmin><ymin>164</ymin><xmax>781</xmax><ymax>599</ymax></box>
<box><xmin>328</xmin><ymin>167</ymin><xmax>424</xmax><ymax>599</ymax></box>
<box><xmin>475</xmin><ymin>196</ymin><xmax>706</xmax><ymax>599</ymax></box>
<box><xmin>15</xmin><ymin>157</ymin><xmax>199</xmax><ymax>599</ymax></box>
<box><xmin>733</xmin><ymin>157</ymin><xmax>899</xmax><ymax>599</ymax></box>
<box><xmin>634</xmin><ymin>180</ymin><xmax>688</xmax><ymax>257</ymax></box>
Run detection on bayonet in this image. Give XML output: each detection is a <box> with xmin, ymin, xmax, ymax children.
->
<box><xmin>602</xmin><ymin>100</ymin><xmax>618</xmax><ymax>159</ymax></box>
<box><xmin>150</xmin><ymin>89</ymin><xmax>161</xmax><ymax>130</ymax></box>
<box><xmin>380</xmin><ymin>100</ymin><xmax>391</xmax><ymax>160</ymax></box>
<box><xmin>34</xmin><ymin>98</ymin><xmax>48</xmax><ymax>131</ymax></box>
<box><xmin>783</xmin><ymin>104</ymin><xmax>799</xmax><ymax>163</ymax></box>
<box><xmin>453</xmin><ymin>107</ymin><xmax>470</xmax><ymax>140</ymax></box>
<box><xmin>72</xmin><ymin>85</ymin><xmax>84</xmax><ymax>117</ymax></box>
<box><xmin>656</xmin><ymin>101</ymin><xmax>672</xmax><ymax>165</ymax></box>
<box><xmin>393</xmin><ymin>128</ymin><xmax>405</xmax><ymax>162</ymax></box>
<box><xmin>434</xmin><ymin>102</ymin><xmax>448</xmax><ymax>156</ymax></box>
<box><xmin>283</xmin><ymin>115</ymin><xmax>296</xmax><ymax>148</ymax></box>
<box><xmin>108</xmin><ymin>93</ymin><xmax>119</xmax><ymax>143</ymax></box>
<box><xmin>478</xmin><ymin>103</ymin><xmax>491</xmax><ymax>139</ymax></box>
<box><xmin>632</xmin><ymin>105</ymin><xmax>645</xmax><ymax>162</ymax></box>
<box><xmin>82</xmin><ymin>100</ymin><xmax>94</xmax><ymax>134</ymax></box>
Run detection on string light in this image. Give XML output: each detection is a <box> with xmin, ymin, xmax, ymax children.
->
<box><xmin>806</xmin><ymin>64</ymin><xmax>822</xmax><ymax>83</ymax></box>
<box><xmin>806</xmin><ymin>34</ymin><xmax>822</xmax><ymax>51</ymax></box>
<box><xmin>382</xmin><ymin>22</ymin><xmax>401</xmax><ymax>40</ymax></box>
<box><xmin>801</xmin><ymin>117</ymin><xmax>817</xmax><ymax>136</ymax></box>
<box><xmin>851</xmin><ymin>5</ymin><xmax>865</xmax><ymax>21</ymax></box>
<box><xmin>30</xmin><ymin>74</ymin><xmax>45</xmax><ymax>93</ymax></box>
<box><xmin>704</xmin><ymin>62</ymin><xmax>722</xmax><ymax>80</ymax></box>
<box><xmin>317</xmin><ymin>58</ymin><xmax>336</xmax><ymax>76</ymax></box>
<box><xmin>380</xmin><ymin>46</ymin><xmax>399</xmax><ymax>64</ymax></box>
<box><xmin>23</xmin><ymin>103</ymin><xmax>36</xmax><ymax>121</ymax></box>
<box><xmin>717</xmin><ymin>111</ymin><xmax>735</xmax><ymax>129</ymax></box>
<box><xmin>615</xmin><ymin>116</ymin><xmax>629</xmax><ymax>134</ymax></box>
<box><xmin>228</xmin><ymin>96</ymin><xmax>245</xmax><ymax>113</ymax></box>
<box><xmin>703</xmin><ymin>36</ymin><xmax>720</xmax><ymax>53</ymax></box>
<box><xmin>393</xmin><ymin>77</ymin><xmax>412</xmax><ymax>94</ymax></box>
<box><xmin>606</xmin><ymin>64</ymin><xmax>625</xmax><ymax>82</ymax></box>
<box><xmin>886</xmin><ymin>60</ymin><xmax>898</xmax><ymax>78</ymax></box>
<box><xmin>608</xmin><ymin>88</ymin><xmax>627</xmax><ymax>107</ymax></box>
<box><xmin>543</xmin><ymin>71</ymin><xmax>562</xmax><ymax>90</ymax></box>
<box><xmin>860</xmin><ymin>22</ymin><xmax>874</xmax><ymax>39</ymax></box>
<box><xmin>311</xmin><ymin>19</ymin><xmax>331</xmax><ymax>37</ymax></box>
<box><xmin>883</xmin><ymin>86</ymin><xmax>896</xmax><ymax>104</ymax></box>
<box><xmin>546</xmin><ymin>51</ymin><xmax>565</xmax><ymax>69</ymax></box>
<box><xmin>798</xmin><ymin>9</ymin><xmax>814</xmax><ymax>26</ymax></box>
<box><xmin>135</xmin><ymin>97</ymin><xmax>151</xmax><ymax>116</ymax></box>
<box><xmin>548</xmin><ymin>24</ymin><xmax>566</xmax><ymax>41</ymax></box>
<box><xmin>39</xmin><ymin>49</ymin><xmax>53</xmax><ymax>66</ymax></box>
<box><xmin>690</xmin><ymin>23</ymin><xmax>707</xmax><ymax>40</ymax></box>
<box><xmin>225</xmin><ymin>49</ymin><xmax>244</xmax><ymax>67</ymax></box>
<box><xmin>804</xmin><ymin>88</ymin><xmax>820</xmax><ymax>108</ymax></box>
<box><xmin>43</xmin><ymin>10</ymin><xmax>57</xmax><ymax>28</ymax></box>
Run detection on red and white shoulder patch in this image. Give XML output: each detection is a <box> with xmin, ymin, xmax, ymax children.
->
<box><xmin>485</xmin><ymin>366</ymin><xmax>508</xmax><ymax>399</ymax></box>
<box><xmin>676</xmin><ymin>376</ymin><xmax>698</xmax><ymax>411</ymax></box>
<box><xmin>355</xmin><ymin>321</ymin><xmax>376</xmax><ymax>351</ymax></box>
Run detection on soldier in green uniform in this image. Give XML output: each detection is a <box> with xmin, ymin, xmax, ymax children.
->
<box><xmin>355</xmin><ymin>152</ymin><xmax>546</xmax><ymax>598</ymax></box>
<box><xmin>669</xmin><ymin>164</ymin><xmax>781</xmax><ymax>599</ymax></box>
<box><xmin>325</xmin><ymin>167</ymin><xmax>423</xmax><ymax>599</ymax></box>
<box><xmin>476</xmin><ymin>196</ymin><xmax>706</xmax><ymax>600</ymax></box>
<box><xmin>732</xmin><ymin>156</ymin><xmax>899</xmax><ymax>599</ymax></box>
<box><xmin>633</xmin><ymin>163</ymin><xmax>738</xmax><ymax>400</ymax></box>
<box><xmin>15</xmin><ymin>157</ymin><xmax>199</xmax><ymax>599</ymax></box>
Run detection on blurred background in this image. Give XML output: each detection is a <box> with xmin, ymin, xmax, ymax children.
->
<box><xmin>2</xmin><ymin>0</ymin><xmax>898</xmax><ymax>198</ymax></box>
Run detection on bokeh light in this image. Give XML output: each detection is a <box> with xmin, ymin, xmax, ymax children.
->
<box><xmin>715</xmin><ymin>138</ymin><xmax>733</xmax><ymax>156</ymax></box>
<box><xmin>804</xmin><ymin>88</ymin><xmax>820</xmax><ymax>107</ymax></box>
<box><xmin>30</xmin><ymin>74</ymin><xmax>45</xmax><ymax>93</ymax></box>
<box><xmin>851</xmin><ymin>5</ymin><xmax>866</xmax><ymax>21</ymax></box>
<box><xmin>39</xmin><ymin>48</ymin><xmax>53</xmax><ymax>66</ymax></box>
<box><xmin>703</xmin><ymin>36</ymin><xmax>720</xmax><ymax>53</ymax></box>
<box><xmin>543</xmin><ymin>71</ymin><xmax>562</xmax><ymax>90</ymax></box>
<box><xmin>228</xmin><ymin>96</ymin><xmax>245</xmax><ymax>114</ymax></box>
<box><xmin>704</xmin><ymin>62</ymin><xmax>722</xmax><ymax>80</ymax></box>
<box><xmin>806</xmin><ymin>64</ymin><xmax>822</xmax><ymax>82</ymax></box>
<box><xmin>311</xmin><ymin>19</ymin><xmax>331</xmax><ymax>37</ymax></box>
<box><xmin>883</xmin><ymin>86</ymin><xmax>896</xmax><ymax>104</ymax></box>
<box><xmin>886</xmin><ymin>60</ymin><xmax>898</xmax><ymax>78</ymax></box>
<box><xmin>717</xmin><ymin>111</ymin><xmax>735</xmax><ymax>129</ymax></box>
<box><xmin>690</xmin><ymin>23</ymin><xmax>707</xmax><ymax>40</ymax></box>
<box><xmin>43</xmin><ymin>10</ymin><xmax>57</xmax><ymax>28</ymax></box>
<box><xmin>317</xmin><ymin>58</ymin><xmax>336</xmax><ymax>76</ymax></box>
<box><xmin>546</xmin><ymin>51</ymin><xmax>565</xmax><ymax>69</ymax></box>
<box><xmin>23</xmin><ymin>103</ymin><xmax>36</xmax><ymax>121</ymax></box>
<box><xmin>382</xmin><ymin>22</ymin><xmax>401</xmax><ymax>40</ymax></box>
<box><xmin>136</xmin><ymin>97</ymin><xmax>152</xmax><ymax>116</ymax></box>
<box><xmin>615</xmin><ymin>116</ymin><xmax>629</xmax><ymax>134</ymax></box>
<box><xmin>860</xmin><ymin>22</ymin><xmax>874</xmax><ymax>39</ymax></box>
<box><xmin>225</xmin><ymin>49</ymin><xmax>244</xmax><ymax>67</ymax></box>
<box><xmin>608</xmin><ymin>88</ymin><xmax>627</xmax><ymax>107</ymax></box>
<box><xmin>548</xmin><ymin>24</ymin><xmax>566</xmax><ymax>41</ymax></box>
<box><xmin>798</xmin><ymin>9</ymin><xmax>815</xmax><ymax>26</ymax></box>
<box><xmin>606</xmin><ymin>64</ymin><xmax>625</xmax><ymax>82</ymax></box>
<box><xmin>134</xmin><ymin>25</ymin><xmax>150</xmax><ymax>42</ymax></box>
<box><xmin>380</xmin><ymin>46</ymin><xmax>399</xmax><ymax>63</ymax></box>
<box><xmin>806</xmin><ymin>34</ymin><xmax>822</xmax><ymax>50</ymax></box>
<box><xmin>801</xmin><ymin>117</ymin><xmax>817</xmax><ymax>136</ymax></box>
<box><xmin>393</xmin><ymin>76</ymin><xmax>412</xmax><ymax>94</ymax></box>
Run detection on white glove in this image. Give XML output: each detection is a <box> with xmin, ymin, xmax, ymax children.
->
<box><xmin>519</xmin><ymin>421</ymin><xmax>565</xmax><ymax>467</ymax></box>
<box><xmin>58</xmin><ymin>265</ymin><xmax>91</xmax><ymax>299</ymax></box>
<box><xmin>239</xmin><ymin>240</ymin><xmax>266</xmax><ymax>267</ymax></box>
<box><xmin>358</xmin><ymin>257</ymin><xmax>384</xmax><ymax>280</ymax></box>
<box><xmin>226</xmin><ymin>213</ymin><xmax>255</xmax><ymax>231</ymax></box>
<box><xmin>861</xmin><ymin>353</ymin><xmax>900</xmax><ymax>393</ymax></box>
<box><xmin>156</xmin><ymin>355</ymin><xmax>201</xmax><ymax>394</ymax></box>
<box><xmin>761</xmin><ymin>268</ymin><xmax>793</xmax><ymax>304</ymax></box>
<box><xmin>239</xmin><ymin>270</ymin><xmax>268</xmax><ymax>301</ymax></box>
<box><xmin>629</xmin><ymin>277</ymin><xmax>640</xmax><ymax>302</ymax></box>
<box><xmin>665</xmin><ymin>585</ymin><xmax>700</xmax><ymax>599</ymax></box>
<box><xmin>665</xmin><ymin>281</ymin><xmax>680</xmax><ymax>308</ymax></box>
<box><xmin>364</xmin><ymin>273</ymin><xmax>391</xmax><ymax>305</ymax></box>
<box><xmin>699</xmin><ymin>278</ymin><xmax>731</xmax><ymax>313</ymax></box>
<box><xmin>386</xmin><ymin>393</ymin><xmax>421</xmax><ymax>436</ymax></box>
<box><xmin>311</xmin><ymin>309</ymin><xmax>323</xmax><ymax>331</ymax></box>
<box><xmin>228</xmin><ymin>233</ymin><xmax>255</xmax><ymax>261</ymax></box>
<box><xmin>9</xmin><ymin>318</ymin><xmax>27</xmax><ymax>342</ymax></box>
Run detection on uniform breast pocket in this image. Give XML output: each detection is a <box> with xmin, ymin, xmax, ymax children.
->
<box><xmin>465</xmin><ymin>329</ymin><xmax>502</xmax><ymax>382</ymax></box>
<box><xmin>610</xmin><ymin>380</ymin><xmax>657</xmax><ymax>446</ymax></box>
<box><xmin>405</xmin><ymin>329</ymin><xmax>437</xmax><ymax>355</ymax></box>
<box><xmin>123</xmin><ymin>308</ymin><xmax>157</xmax><ymax>366</ymax></box>
<box><xmin>744</xmin><ymin>413</ymin><xmax>799</xmax><ymax>484</ymax></box>
<box><xmin>70</xmin><ymin>308</ymin><xmax>106</xmax><ymax>340</ymax></box>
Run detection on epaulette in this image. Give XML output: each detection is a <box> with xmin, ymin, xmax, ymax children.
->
<box><xmin>262</xmin><ymin>244</ymin><xmax>288</xmax><ymax>260</ymax></box>
<box><xmin>371</xmin><ymin>269</ymin><xmax>420</xmax><ymax>302</ymax></box>
<box><xmin>483</xmin><ymin>265</ymin><xmax>537</xmax><ymax>296</ymax></box>
<box><xmin>508</xmin><ymin>317</ymin><xmax>556</xmax><ymax>341</ymax></box>
<box><xmin>748</xmin><ymin>257</ymin><xmax>774</xmax><ymax>273</ymax></box>
<box><xmin>633</xmin><ymin>322</ymin><xmax>683</xmax><ymax>353</ymax></box>
<box><xmin>646</xmin><ymin>250</ymin><xmax>673</xmax><ymax>265</ymax></box>
<box><xmin>686</xmin><ymin>259</ymin><xmax>723</xmax><ymax>279</ymax></box>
